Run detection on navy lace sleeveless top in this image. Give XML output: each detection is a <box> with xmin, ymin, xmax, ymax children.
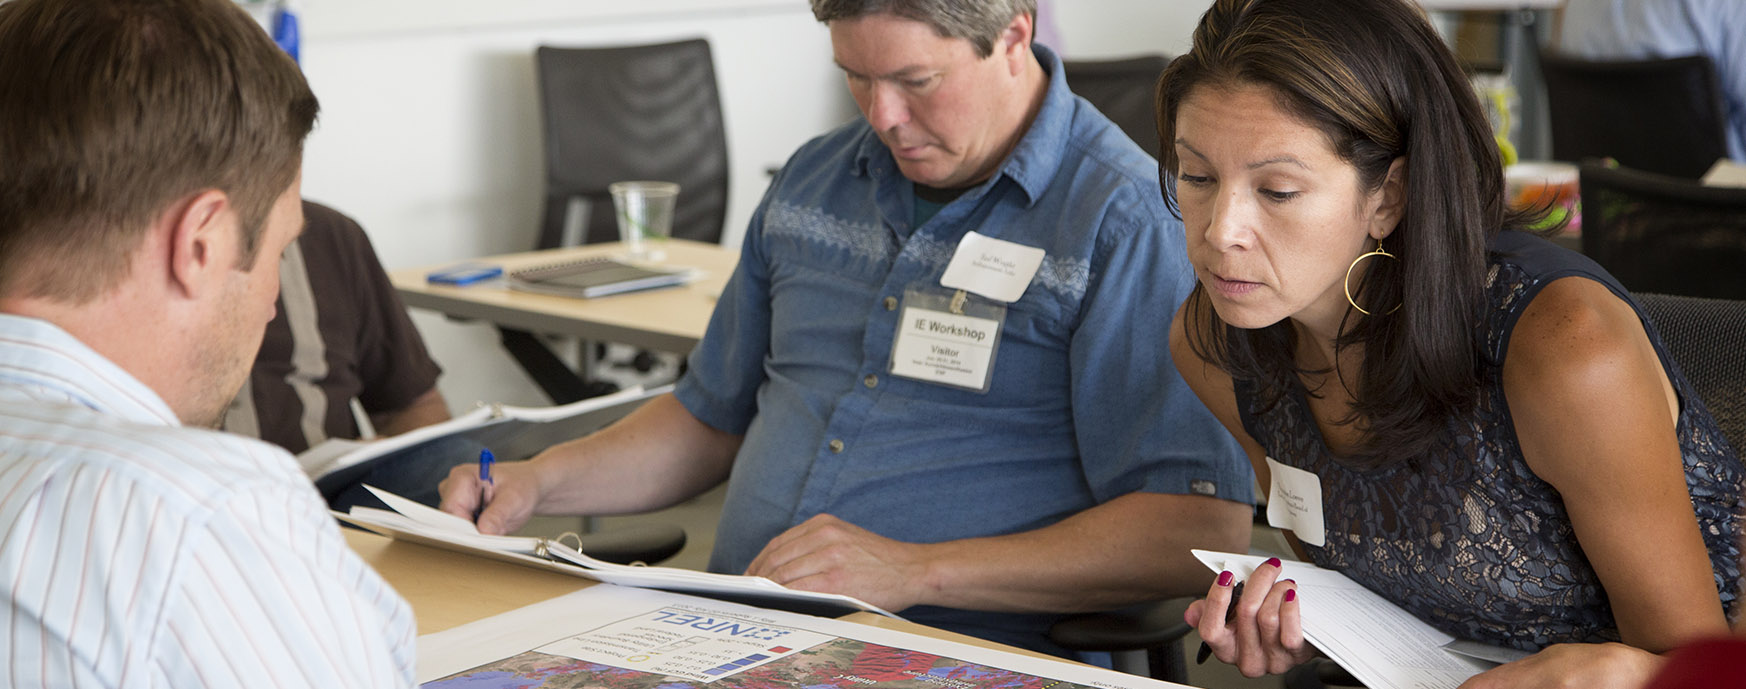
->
<box><xmin>1235</xmin><ymin>231</ymin><xmax>1744</xmax><ymax>650</ymax></box>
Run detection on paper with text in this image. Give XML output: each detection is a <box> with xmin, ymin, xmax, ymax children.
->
<box><xmin>1265</xmin><ymin>457</ymin><xmax>1326</xmax><ymax>546</ymax></box>
<box><xmin>939</xmin><ymin>231</ymin><xmax>1045</xmax><ymax>303</ymax></box>
<box><xmin>1191</xmin><ymin>550</ymin><xmax>1492</xmax><ymax>689</ymax></box>
<box><xmin>418</xmin><ymin>585</ymin><xmax>1190</xmax><ymax>688</ymax></box>
<box><xmin>890</xmin><ymin>307</ymin><xmax>999</xmax><ymax>389</ymax></box>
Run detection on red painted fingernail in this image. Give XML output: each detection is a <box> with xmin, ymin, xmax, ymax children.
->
<box><xmin>1217</xmin><ymin>570</ymin><xmax>1234</xmax><ymax>587</ymax></box>
<box><xmin>1284</xmin><ymin>589</ymin><xmax>1297</xmax><ymax>602</ymax></box>
<box><xmin>1264</xmin><ymin>557</ymin><xmax>1282</xmax><ymax>568</ymax></box>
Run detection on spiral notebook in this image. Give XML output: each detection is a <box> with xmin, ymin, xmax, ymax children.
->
<box><xmin>508</xmin><ymin>257</ymin><xmax>690</xmax><ymax>299</ymax></box>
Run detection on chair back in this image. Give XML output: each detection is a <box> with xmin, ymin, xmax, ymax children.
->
<box><xmin>1636</xmin><ymin>292</ymin><xmax>1746</xmax><ymax>455</ymax></box>
<box><xmin>535</xmin><ymin>39</ymin><xmax>729</xmax><ymax>249</ymax></box>
<box><xmin>1539</xmin><ymin>52</ymin><xmax>1727</xmax><ymax>178</ymax></box>
<box><xmin>1062</xmin><ymin>54</ymin><xmax>1170</xmax><ymax>157</ymax></box>
<box><xmin>1578</xmin><ymin>161</ymin><xmax>1746</xmax><ymax>299</ymax></box>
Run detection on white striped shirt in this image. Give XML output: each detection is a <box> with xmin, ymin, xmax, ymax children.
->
<box><xmin>0</xmin><ymin>314</ymin><xmax>416</xmax><ymax>688</ymax></box>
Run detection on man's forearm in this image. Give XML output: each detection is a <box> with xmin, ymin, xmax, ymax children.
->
<box><xmin>527</xmin><ymin>393</ymin><xmax>743</xmax><ymax>516</ymax></box>
<box><xmin>371</xmin><ymin>388</ymin><xmax>451</xmax><ymax>437</ymax></box>
<box><xmin>912</xmin><ymin>492</ymin><xmax>1252</xmax><ymax>613</ymax></box>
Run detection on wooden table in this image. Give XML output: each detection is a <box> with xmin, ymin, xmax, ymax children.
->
<box><xmin>390</xmin><ymin>238</ymin><xmax>739</xmax><ymax>355</ymax></box>
<box><xmin>344</xmin><ymin>528</ymin><xmax>1051</xmax><ymax>659</ymax></box>
<box><xmin>391</xmin><ymin>239</ymin><xmax>740</xmax><ymax>402</ymax></box>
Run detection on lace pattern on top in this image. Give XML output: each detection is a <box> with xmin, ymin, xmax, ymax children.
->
<box><xmin>1237</xmin><ymin>236</ymin><xmax>1744</xmax><ymax>651</ymax></box>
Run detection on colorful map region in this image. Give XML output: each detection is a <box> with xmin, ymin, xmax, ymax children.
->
<box><xmin>424</xmin><ymin>637</ymin><xmax>1086</xmax><ymax>689</ymax></box>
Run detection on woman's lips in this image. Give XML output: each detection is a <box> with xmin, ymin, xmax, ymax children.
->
<box><xmin>1209</xmin><ymin>273</ymin><xmax>1262</xmax><ymax>296</ymax></box>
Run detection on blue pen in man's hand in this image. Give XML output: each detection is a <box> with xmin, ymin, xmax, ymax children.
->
<box><xmin>474</xmin><ymin>449</ymin><xmax>494</xmax><ymax>524</ymax></box>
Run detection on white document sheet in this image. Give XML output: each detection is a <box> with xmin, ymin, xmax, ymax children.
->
<box><xmin>1191</xmin><ymin>550</ymin><xmax>1493</xmax><ymax>689</ymax></box>
<box><xmin>1703</xmin><ymin>158</ymin><xmax>1746</xmax><ymax>188</ymax></box>
<box><xmin>418</xmin><ymin>584</ymin><xmax>1190</xmax><ymax>689</ymax></box>
<box><xmin>338</xmin><ymin>486</ymin><xmax>894</xmax><ymax>619</ymax></box>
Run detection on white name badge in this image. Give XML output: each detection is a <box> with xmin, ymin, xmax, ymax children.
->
<box><xmin>890</xmin><ymin>305</ymin><xmax>1001</xmax><ymax>391</ymax></box>
<box><xmin>1265</xmin><ymin>457</ymin><xmax>1327</xmax><ymax>547</ymax></box>
<box><xmin>939</xmin><ymin>231</ymin><xmax>1046</xmax><ymax>303</ymax></box>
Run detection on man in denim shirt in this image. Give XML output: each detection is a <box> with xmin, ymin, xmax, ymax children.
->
<box><xmin>442</xmin><ymin>0</ymin><xmax>1252</xmax><ymax>657</ymax></box>
<box><xmin>1559</xmin><ymin>0</ymin><xmax>1746</xmax><ymax>162</ymax></box>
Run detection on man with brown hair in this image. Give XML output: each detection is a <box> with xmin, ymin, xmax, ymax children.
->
<box><xmin>0</xmin><ymin>0</ymin><xmax>414</xmax><ymax>685</ymax></box>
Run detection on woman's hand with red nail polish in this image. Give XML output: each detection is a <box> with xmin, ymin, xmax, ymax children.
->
<box><xmin>1183</xmin><ymin>558</ymin><xmax>1313</xmax><ymax>678</ymax></box>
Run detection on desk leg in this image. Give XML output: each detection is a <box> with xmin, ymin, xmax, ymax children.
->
<box><xmin>497</xmin><ymin>327</ymin><xmax>621</xmax><ymax>404</ymax></box>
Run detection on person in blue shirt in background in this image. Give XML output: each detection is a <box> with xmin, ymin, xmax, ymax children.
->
<box><xmin>1559</xmin><ymin>0</ymin><xmax>1746</xmax><ymax>162</ymax></box>
<box><xmin>440</xmin><ymin>0</ymin><xmax>1252</xmax><ymax>658</ymax></box>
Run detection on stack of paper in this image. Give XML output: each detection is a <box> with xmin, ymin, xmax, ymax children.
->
<box><xmin>340</xmin><ymin>486</ymin><xmax>896</xmax><ymax>619</ymax></box>
<box><xmin>1191</xmin><ymin>550</ymin><xmax>1524</xmax><ymax>689</ymax></box>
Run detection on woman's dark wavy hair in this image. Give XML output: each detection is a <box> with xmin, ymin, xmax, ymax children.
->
<box><xmin>1157</xmin><ymin>0</ymin><xmax>1544</xmax><ymax>468</ymax></box>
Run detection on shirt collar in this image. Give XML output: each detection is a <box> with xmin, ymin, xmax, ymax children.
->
<box><xmin>854</xmin><ymin>42</ymin><xmax>1075</xmax><ymax>208</ymax></box>
<box><xmin>0</xmin><ymin>313</ymin><xmax>181</xmax><ymax>426</ymax></box>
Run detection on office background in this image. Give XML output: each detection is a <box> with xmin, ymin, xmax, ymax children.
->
<box><xmin>283</xmin><ymin>0</ymin><xmax>1208</xmax><ymax>412</ymax></box>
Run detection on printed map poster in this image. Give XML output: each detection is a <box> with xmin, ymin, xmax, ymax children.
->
<box><xmin>417</xmin><ymin>586</ymin><xmax>1186</xmax><ymax>689</ymax></box>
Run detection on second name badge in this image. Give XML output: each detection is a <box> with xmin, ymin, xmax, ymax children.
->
<box><xmin>889</xmin><ymin>287</ymin><xmax>1005</xmax><ymax>393</ymax></box>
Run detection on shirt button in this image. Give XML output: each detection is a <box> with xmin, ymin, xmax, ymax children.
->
<box><xmin>863</xmin><ymin>374</ymin><xmax>878</xmax><ymax>388</ymax></box>
<box><xmin>883</xmin><ymin>296</ymin><xmax>898</xmax><ymax>311</ymax></box>
<box><xmin>828</xmin><ymin>439</ymin><xmax>845</xmax><ymax>453</ymax></box>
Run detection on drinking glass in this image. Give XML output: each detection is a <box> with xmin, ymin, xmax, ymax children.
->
<box><xmin>609</xmin><ymin>181</ymin><xmax>680</xmax><ymax>261</ymax></box>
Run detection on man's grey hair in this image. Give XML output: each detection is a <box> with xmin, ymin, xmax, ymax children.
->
<box><xmin>811</xmin><ymin>0</ymin><xmax>1037</xmax><ymax>58</ymax></box>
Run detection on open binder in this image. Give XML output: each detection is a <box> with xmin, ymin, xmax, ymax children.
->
<box><xmin>298</xmin><ymin>386</ymin><xmax>663</xmax><ymax>497</ymax></box>
<box><xmin>339</xmin><ymin>486</ymin><xmax>897</xmax><ymax>620</ymax></box>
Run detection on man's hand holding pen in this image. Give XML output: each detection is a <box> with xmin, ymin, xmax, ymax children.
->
<box><xmin>438</xmin><ymin>451</ymin><xmax>540</xmax><ymax>535</ymax></box>
<box><xmin>473</xmin><ymin>449</ymin><xmax>494</xmax><ymax>523</ymax></box>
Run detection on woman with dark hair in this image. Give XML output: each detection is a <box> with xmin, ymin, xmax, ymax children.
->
<box><xmin>1161</xmin><ymin>0</ymin><xmax>1744</xmax><ymax>683</ymax></box>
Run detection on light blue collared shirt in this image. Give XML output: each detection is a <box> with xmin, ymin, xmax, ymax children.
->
<box><xmin>0</xmin><ymin>314</ymin><xmax>416</xmax><ymax>687</ymax></box>
<box><xmin>674</xmin><ymin>44</ymin><xmax>1249</xmax><ymax>655</ymax></box>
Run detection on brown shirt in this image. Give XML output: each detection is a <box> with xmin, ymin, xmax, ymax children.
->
<box><xmin>224</xmin><ymin>201</ymin><xmax>442</xmax><ymax>453</ymax></box>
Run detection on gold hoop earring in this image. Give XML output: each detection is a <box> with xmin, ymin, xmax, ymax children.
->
<box><xmin>1344</xmin><ymin>240</ymin><xmax>1401</xmax><ymax>316</ymax></box>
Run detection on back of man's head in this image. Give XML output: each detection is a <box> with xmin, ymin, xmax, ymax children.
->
<box><xmin>810</xmin><ymin>0</ymin><xmax>1037</xmax><ymax>58</ymax></box>
<box><xmin>0</xmin><ymin>0</ymin><xmax>319</xmax><ymax>303</ymax></box>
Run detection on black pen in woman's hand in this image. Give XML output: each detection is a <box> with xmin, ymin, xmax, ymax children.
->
<box><xmin>1196</xmin><ymin>581</ymin><xmax>1243</xmax><ymax>664</ymax></box>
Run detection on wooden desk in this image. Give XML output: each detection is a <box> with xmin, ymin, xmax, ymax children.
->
<box><xmin>344</xmin><ymin>529</ymin><xmax>1049</xmax><ymax>659</ymax></box>
<box><xmin>347</xmin><ymin>528</ymin><xmax>590</xmax><ymax>635</ymax></box>
<box><xmin>390</xmin><ymin>239</ymin><xmax>739</xmax><ymax>355</ymax></box>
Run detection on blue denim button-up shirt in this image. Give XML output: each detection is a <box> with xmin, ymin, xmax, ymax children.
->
<box><xmin>674</xmin><ymin>44</ymin><xmax>1249</xmax><ymax>655</ymax></box>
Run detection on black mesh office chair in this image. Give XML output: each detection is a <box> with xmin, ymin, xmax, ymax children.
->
<box><xmin>1061</xmin><ymin>54</ymin><xmax>1170</xmax><ymax>156</ymax></box>
<box><xmin>1579</xmin><ymin>161</ymin><xmax>1746</xmax><ymax>300</ymax></box>
<box><xmin>502</xmin><ymin>39</ymin><xmax>731</xmax><ymax>404</ymax></box>
<box><xmin>1637</xmin><ymin>293</ymin><xmax>1746</xmax><ymax>454</ymax></box>
<box><xmin>1048</xmin><ymin>598</ymin><xmax>1192</xmax><ymax>683</ymax></box>
<box><xmin>1539</xmin><ymin>53</ymin><xmax>1728</xmax><ymax>179</ymax></box>
<box><xmin>534</xmin><ymin>38</ymin><xmax>729</xmax><ymax>249</ymax></box>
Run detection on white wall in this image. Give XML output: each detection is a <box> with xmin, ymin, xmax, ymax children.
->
<box><xmin>1050</xmin><ymin>0</ymin><xmax>1207</xmax><ymax>59</ymax></box>
<box><xmin>290</xmin><ymin>0</ymin><xmax>1211</xmax><ymax>408</ymax></box>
